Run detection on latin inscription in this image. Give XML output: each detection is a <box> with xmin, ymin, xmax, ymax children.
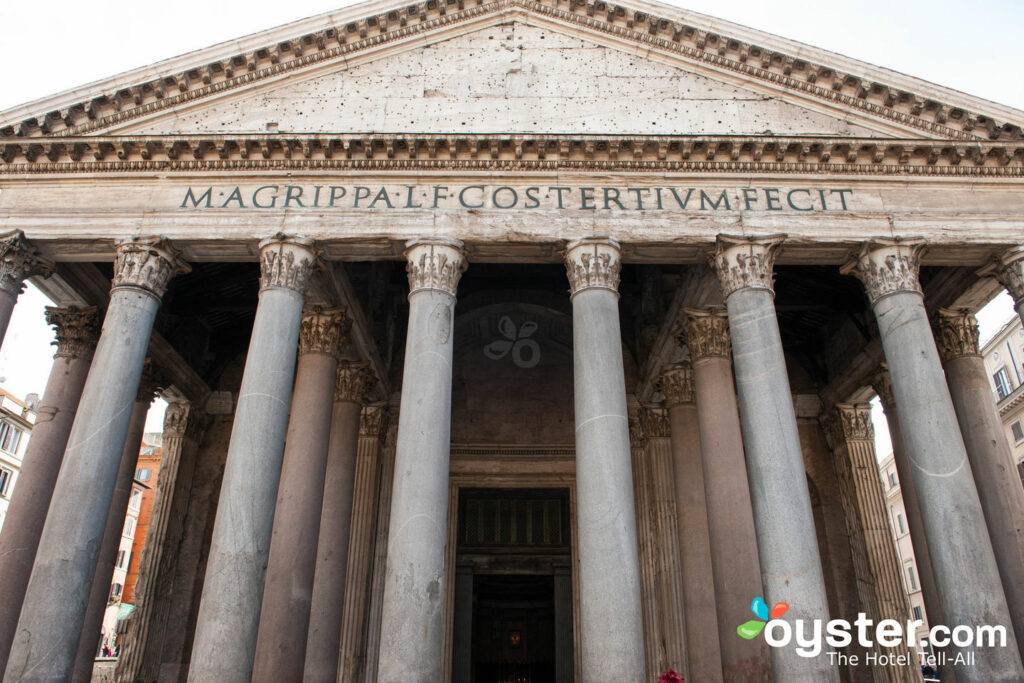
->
<box><xmin>181</xmin><ymin>185</ymin><xmax>853</xmax><ymax>212</ymax></box>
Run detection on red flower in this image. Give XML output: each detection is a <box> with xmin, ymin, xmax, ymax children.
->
<box><xmin>658</xmin><ymin>670</ymin><xmax>684</xmax><ymax>683</ymax></box>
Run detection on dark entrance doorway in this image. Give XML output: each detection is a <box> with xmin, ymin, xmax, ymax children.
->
<box><xmin>452</xmin><ymin>488</ymin><xmax>573</xmax><ymax>683</ymax></box>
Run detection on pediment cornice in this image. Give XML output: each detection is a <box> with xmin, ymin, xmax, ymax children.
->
<box><xmin>2</xmin><ymin>0</ymin><xmax>1022</xmax><ymax>142</ymax></box>
<box><xmin>2</xmin><ymin>133</ymin><xmax>1023</xmax><ymax>177</ymax></box>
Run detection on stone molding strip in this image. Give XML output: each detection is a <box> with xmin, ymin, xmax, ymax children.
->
<box><xmin>2</xmin><ymin>0</ymin><xmax>1020</xmax><ymax>142</ymax></box>
<box><xmin>2</xmin><ymin>135</ymin><xmax>1024</xmax><ymax>176</ymax></box>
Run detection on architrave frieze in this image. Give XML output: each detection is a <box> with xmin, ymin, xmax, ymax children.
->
<box><xmin>2</xmin><ymin>135</ymin><xmax>1024</xmax><ymax>176</ymax></box>
<box><xmin>2</xmin><ymin>0</ymin><xmax>1020</xmax><ymax>143</ymax></box>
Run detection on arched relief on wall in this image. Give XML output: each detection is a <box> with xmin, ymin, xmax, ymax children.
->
<box><xmin>452</xmin><ymin>300</ymin><xmax>574</xmax><ymax>445</ymax></box>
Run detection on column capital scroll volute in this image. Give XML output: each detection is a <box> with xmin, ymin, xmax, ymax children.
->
<box><xmin>112</xmin><ymin>237</ymin><xmax>190</xmax><ymax>299</ymax></box>
<box><xmin>709</xmin><ymin>234</ymin><xmax>784</xmax><ymax>299</ymax></box>
<box><xmin>299</xmin><ymin>306</ymin><xmax>348</xmax><ymax>358</ymax></box>
<box><xmin>258</xmin><ymin>234</ymin><xmax>321</xmax><ymax>294</ymax></box>
<box><xmin>824</xmin><ymin>403</ymin><xmax>875</xmax><ymax>449</ymax></box>
<box><xmin>404</xmin><ymin>237</ymin><xmax>467</xmax><ymax>297</ymax></box>
<box><xmin>977</xmin><ymin>245</ymin><xmax>1024</xmax><ymax>303</ymax></box>
<box><xmin>658</xmin><ymin>361</ymin><xmax>695</xmax><ymax>407</ymax></box>
<box><xmin>933</xmin><ymin>308</ymin><xmax>981</xmax><ymax>362</ymax></box>
<box><xmin>45</xmin><ymin>305</ymin><xmax>101</xmax><ymax>360</ymax></box>
<box><xmin>564</xmin><ymin>237</ymin><xmax>622</xmax><ymax>297</ymax></box>
<box><xmin>681</xmin><ymin>307</ymin><xmax>731</xmax><ymax>360</ymax></box>
<box><xmin>840</xmin><ymin>238</ymin><xmax>926</xmax><ymax>304</ymax></box>
<box><xmin>336</xmin><ymin>362</ymin><xmax>376</xmax><ymax>404</ymax></box>
<box><xmin>0</xmin><ymin>230</ymin><xmax>55</xmax><ymax>296</ymax></box>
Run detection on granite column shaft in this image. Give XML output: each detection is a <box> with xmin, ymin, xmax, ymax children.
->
<box><xmin>72</xmin><ymin>387</ymin><xmax>155</xmax><ymax>683</ymax></box>
<box><xmin>660</xmin><ymin>362</ymin><xmax>723</xmax><ymax>683</ymax></box>
<box><xmin>303</xmin><ymin>364</ymin><xmax>374</xmax><ymax>683</ymax></box>
<box><xmin>3</xmin><ymin>238</ymin><xmax>186</xmax><ymax>683</ymax></box>
<box><xmin>564</xmin><ymin>237</ymin><xmax>644</xmax><ymax>682</ymax></box>
<box><xmin>936</xmin><ymin>309</ymin><xmax>1024</xmax><ymax>659</ymax></box>
<box><xmin>0</xmin><ymin>307</ymin><xmax>98</xmax><ymax>674</ymax></box>
<box><xmin>376</xmin><ymin>238</ymin><xmax>466</xmax><ymax>683</ymax></box>
<box><xmin>712</xmin><ymin>235</ymin><xmax>837</xmax><ymax>682</ymax></box>
<box><xmin>252</xmin><ymin>307</ymin><xmax>349</xmax><ymax>681</ymax></box>
<box><xmin>187</xmin><ymin>235</ymin><xmax>317</xmax><ymax>682</ymax></box>
<box><xmin>844</xmin><ymin>240</ymin><xmax>1023</xmax><ymax>681</ymax></box>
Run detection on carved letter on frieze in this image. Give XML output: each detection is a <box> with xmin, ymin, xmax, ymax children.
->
<box><xmin>335</xmin><ymin>362</ymin><xmax>375</xmax><ymax>404</ymax></box>
<box><xmin>112</xmin><ymin>237</ymin><xmax>190</xmax><ymax>299</ymax></box>
<box><xmin>934</xmin><ymin>308</ymin><xmax>981</xmax><ymax>362</ymax></box>
<box><xmin>0</xmin><ymin>230</ymin><xmax>54</xmax><ymax>295</ymax></box>
<box><xmin>45</xmin><ymin>305</ymin><xmax>100</xmax><ymax>360</ymax></box>
<box><xmin>978</xmin><ymin>245</ymin><xmax>1024</xmax><ymax>303</ymax></box>
<box><xmin>299</xmin><ymin>306</ymin><xmax>348</xmax><ymax>358</ymax></box>
<box><xmin>564</xmin><ymin>237</ymin><xmax>622</xmax><ymax>296</ymax></box>
<box><xmin>710</xmin><ymin>235</ymin><xmax>783</xmax><ymax>299</ymax></box>
<box><xmin>681</xmin><ymin>308</ymin><xmax>731</xmax><ymax>360</ymax></box>
<box><xmin>840</xmin><ymin>239</ymin><xmax>925</xmax><ymax>304</ymax></box>
<box><xmin>258</xmin><ymin>234</ymin><xmax>319</xmax><ymax>294</ymax></box>
<box><xmin>404</xmin><ymin>238</ymin><xmax>467</xmax><ymax>296</ymax></box>
<box><xmin>659</xmin><ymin>361</ymin><xmax>695</xmax><ymax>407</ymax></box>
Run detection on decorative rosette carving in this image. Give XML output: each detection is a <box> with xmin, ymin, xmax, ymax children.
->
<box><xmin>45</xmin><ymin>305</ymin><xmax>100</xmax><ymax>359</ymax></box>
<box><xmin>258</xmin><ymin>234</ymin><xmax>319</xmax><ymax>293</ymax></box>
<box><xmin>112</xmin><ymin>237</ymin><xmax>190</xmax><ymax>298</ymax></box>
<box><xmin>298</xmin><ymin>306</ymin><xmax>348</xmax><ymax>358</ymax></box>
<box><xmin>934</xmin><ymin>308</ymin><xmax>981</xmax><ymax>361</ymax></box>
<box><xmin>564</xmin><ymin>237</ymin><xmax>621</xmax><ymax>296</ymax></box>
<box><xmin>840</xmin><ymin>239</ymin><xmax>925</xmax><ymax>304</ymax></box>
<box><xmin>639</xmin><ymin>405</ymin><xmax>670</xmax><ymax>439</ymax></box>
<box><xmin>359</xmin><ymin>405</ymin><xmax>390</xmax><ymax>439</ymax></box>
<box><xmin>978</xmin><ymin>245</ymin><xmax>1024</xmax><ymax>304</ymax></box>
<box><xmin>659</xmin><ymin>361</ymin><xmax>695</xmax><ymax>406</ymax></box>
<box><xmin>682</xmin><ymin>307</ymin><xmax>731</xmax><ymax>360</ymax></box>
<box><xmin>710</xmin><ymin>235</ymin><xmax>783</xmax><ymax>298</ymax></box>
<box><xmin>335</xmin><ymin>362</ymin><xmax>375</xmax><ymax>403</ymax></box>
<box><xmin>404</xmin><ymin>237</ymin><xmax>466</xmax><ymax>296</ymax></box>
<box><xmin>0</xmin><ymin>230</ymin><xmax>54</xmax><ymax>295</ymax></box>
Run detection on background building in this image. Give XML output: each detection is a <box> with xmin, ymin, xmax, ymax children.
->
<box><xmin>981</xmin><ymin>314</ymin><xmax>1024</xmax><ymax>487</ymax></box>
<box><xmin>0</xmin><ymin>389</ymin><xmax>37</xmax><ymax>532</ymax></box>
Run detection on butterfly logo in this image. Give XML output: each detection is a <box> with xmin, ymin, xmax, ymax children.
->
<box><xmin>737</xmin><ymin>597</ymin><xmax>789</xmax><ymax>639</ymax></box>
<box><xmin>483</xmin><ymin>316</ymin><xmax>540</xmax><ymax>368</ymax></box>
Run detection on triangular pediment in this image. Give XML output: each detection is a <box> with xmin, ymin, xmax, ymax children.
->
<box><xmin>2</xmin><ymin>0</ymin><xmax>1022</xmax><ymax>142</ymax></box>
<box><xmin>107</xmin><ymin>21</ymin><xmax>889</xmax><ymax>137</ymax></box>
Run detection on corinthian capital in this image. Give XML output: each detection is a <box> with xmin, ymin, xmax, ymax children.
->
<box><xmin>710</xmin><ymin>235</ymin><xmax>783</xmax><ymax>298</ymax></box>
<box><xmin>978</xmin><ymin>245</ymin><xmax>1024</xmax><ymax>303</ymax></box>
<box><xmin>405</xmin><ymin>237</ymin><xmax>467</xmax><ymax>296</ymax></box>
<box><xmin>0</xmin><ymin>231</ymin><xmax>54</xmax><ymax>295</ymax></box>
<box><xmin>335</xmin><ymin>362</ymin><xmax>375</xmax><ymax>403</ymax></box>
<box><xmin>564</xmin><ymin>237</ymin><xmax>621</xmax><ymax>296</ymax></box>
<box><xmin>45</xmin><ymin>305</ymin><xmax>100</xmax><ymax>359</ymax></box>
<box><xmin>112</xmin><ymin>237</ymin><xmax>190</xmax><ymax>299</ymax></box>
<box><xmin>639</xmin><ymin>405</ymin><xmax>670</xmax><ymax>439</ymax></box>
<box><xmin>830</xmin><ymin>403</ymin><xmax>875</xmax><ymax>442</ymax></box>
<box><xmin>934</xmin><ymin>308</ymin><xmax>980</xmax><ymax>361</ymax></box>
<box><xmin>137</xmin><ymin>358</ymin><xmax>165</xmax><ymax>404</ymax></box>
<box><xmin>871</xmin><ymin>363</ymin><xmax>896</xmax><ymax>411</ymax></box>
<box><xmin>659</xmin><ymin>361</ymin><xmax>695</xmax><ymax>407</ymax></box>
<box><xmin>360</xmin><ymin>405</ymin><xmax>390</xmax><ymax>439</ymax></box>
<box><xmin>840</xmin><ymin>239</ymin><xmax>925</xmax><ymax>304</ymax></box>
<box><xmin>299</xmin><ymin>306</ymin><xmax>348</xmax><ymax>358</ymax></box>
<box><xmin>259</xmin><ymin>234</ymin><xmax>319</xmax><ymax>294</ymax></box>
<box><xmin>682</xmin><ymin>307</ymin><xmax>731</xmax><ymax>360</ymax></box>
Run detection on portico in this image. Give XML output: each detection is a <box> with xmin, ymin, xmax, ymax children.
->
<box><xmin>2</xmin><ymin>0</ymin><xmax>1024</xmax><ymax>682</ymax></box>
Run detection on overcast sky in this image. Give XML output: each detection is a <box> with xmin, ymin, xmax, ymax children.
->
<box><xmin>0</xmin><ymin>0</ymin><xmax>1020</xmax><ymax>444</ymax></box>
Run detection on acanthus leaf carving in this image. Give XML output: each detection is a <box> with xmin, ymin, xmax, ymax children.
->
<box><xmin>682</xmin><ymin>307</ymin><xmax>731</xmax><ymax>360</ymax></box>
<box><xmin>639</xmin><ymin>405</ymin><xmax>670</xmax><ymax>439</ymax></box>
<box><xmin>0</xmin><ymin>230</ymin><xmax>54</xmax><ymax>295</ymax></box>
<box><xmin>934</xmin><ymin>308</ymin><xmax>980</xmax><ymax>361</ymax></box>
<box><xmin>840</xmin><ymin>239</ymin><xmax>925</xmax><ymax>304</ymax></box>
<box><xmin>978</xmin><ymin>245</ymin><xmax>1024</xmax><ymax>304</ymax></box>
<box><xmin>258</xmin><ymin>234</ymin><xmax>319</xmax><ymax>293</ymax></box>
<box><xmin>112</xmin><ymin>237</ymin><xmax>190</xmax><ymax>298</ymax></box>
<box><xmin>45</xmin><ymin>305</ymin><xmax>100</xmax><ymax>359</ymax></box>
<box><xmin>359</xmin><ymin>404</ymin><xmax>390</xmax><ymax>439</ymax></box>
<box><xmin>336</xmin><ymin>362</ymin><xmax>375</xmax><ymax>404</ymax></box>
<box><xmin>564</xmin><ymin>237</ymin><xmax>621</xmax><ymax>296</ymax></box>
<box><xmin>299</xmin><ymin>306</ymin><xmax>348</xmax><ymax>358</ymax></box>
<box><xmin>404</xmin><ymin>238</ymin><xmax>466</xmax><ymax>296</ymax></box>
<box><xmin>710</xmin><ymin>235</ymin><xmax>782</xmax><ymax>298</ymax></box>
<box><xmin>659</xmin><ymin>361</ymin><xmax>694</xmax><ymax>406</ymax></box>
